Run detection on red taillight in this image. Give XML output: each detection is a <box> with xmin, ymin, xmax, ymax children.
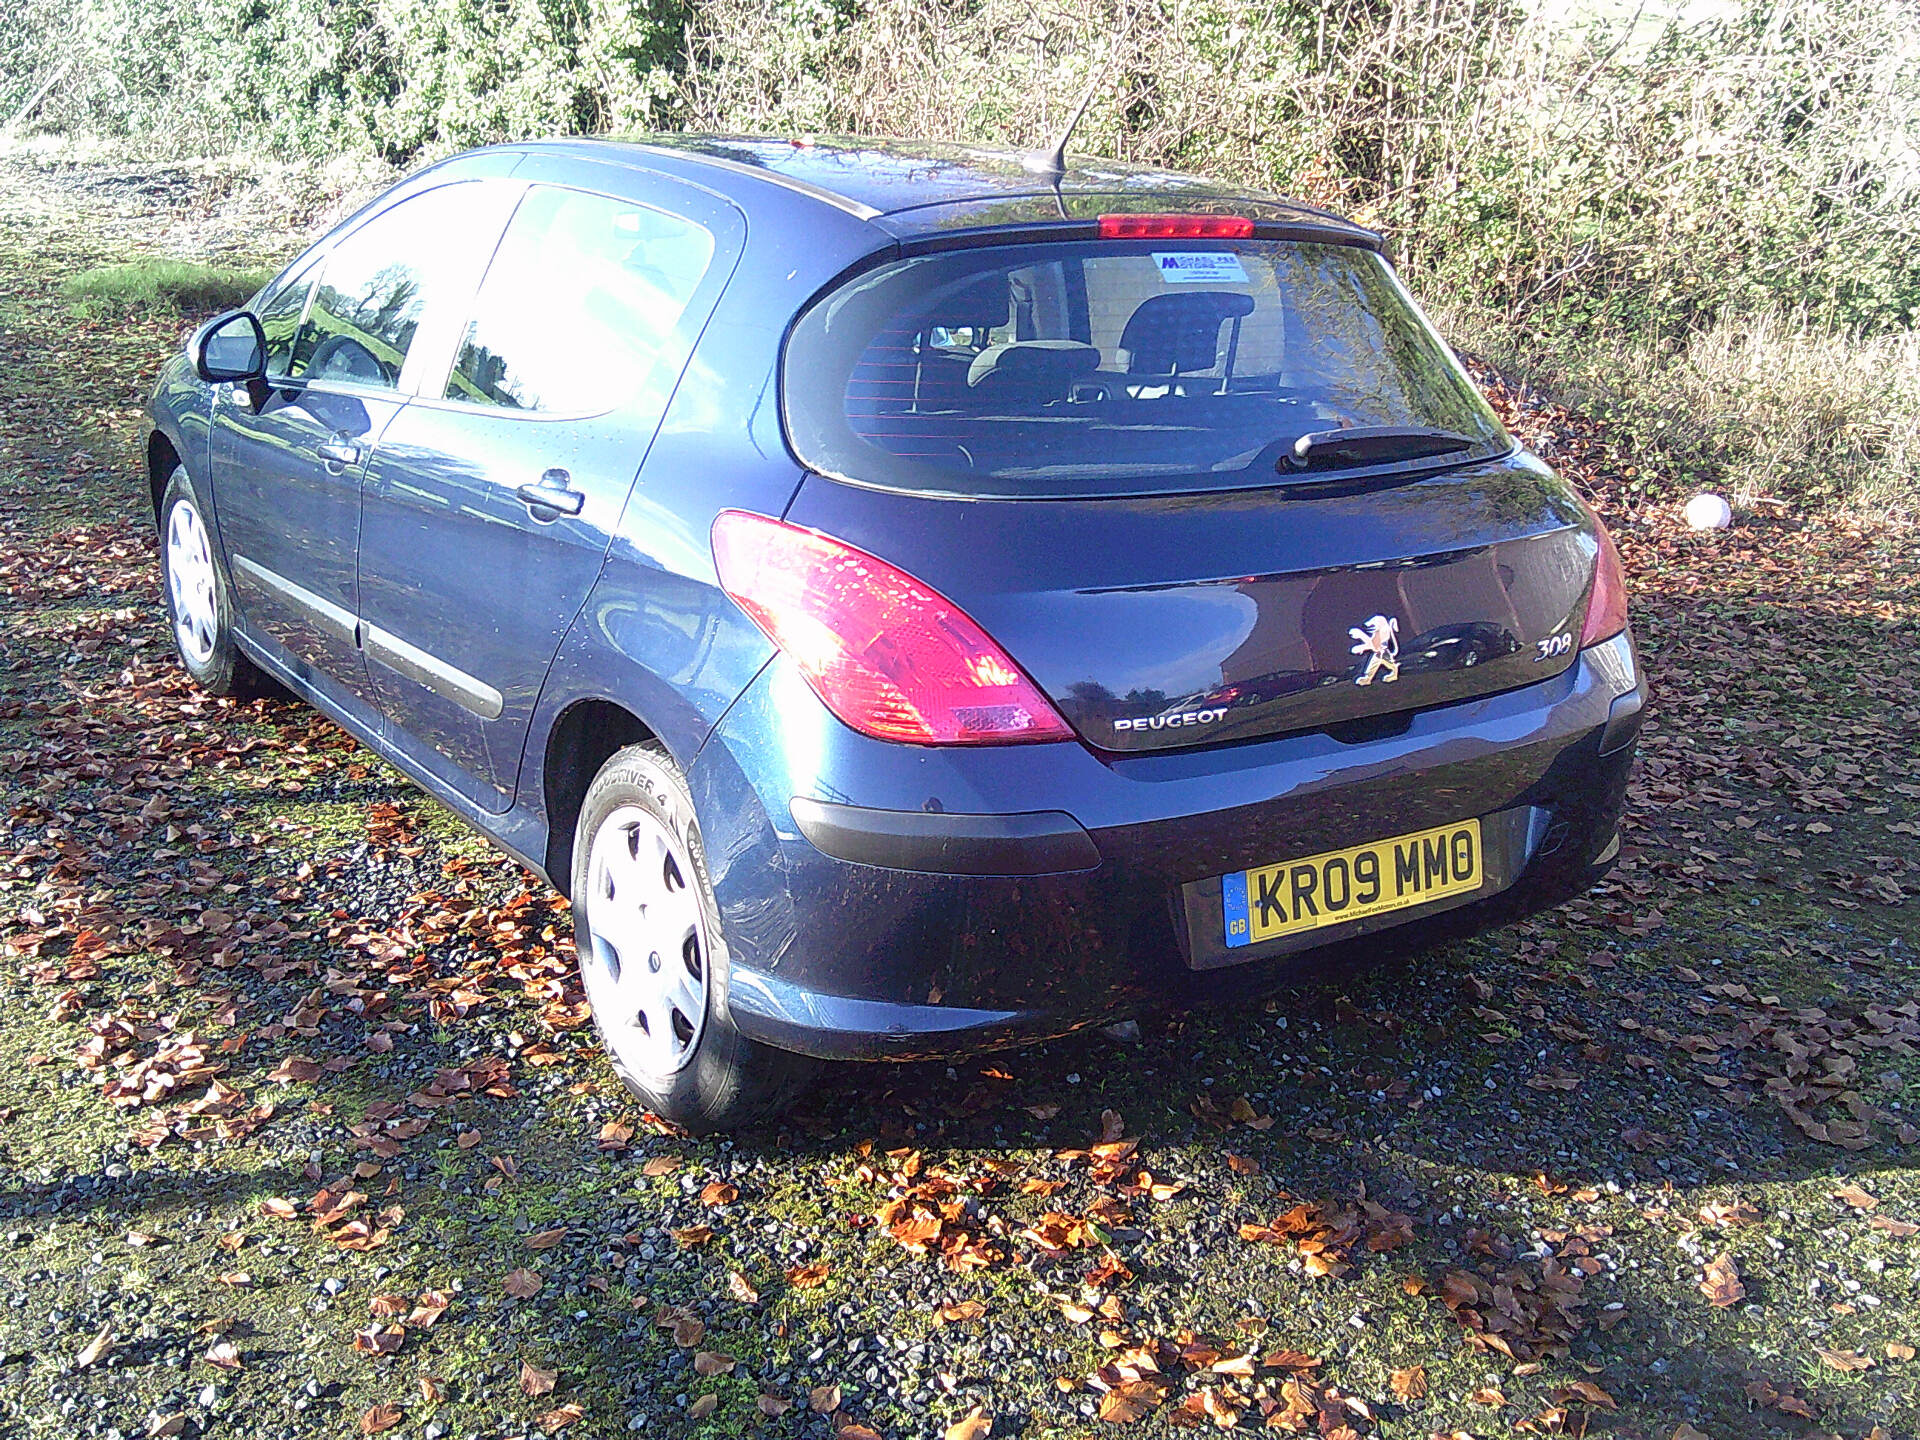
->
<box><xmin>1580</xmin><ymin>517</ymin><xmax>1629</xmax><ymax>647</ymax></box>
<box><xmin>711</xmin><ymin>511</ymin><xmax>1075</xmax><ymax>746</ymax></box>
<box><xmin>1097</xmin><ymin>213</ymin><xmax>1254</xmax><ymax>239</ymax></box>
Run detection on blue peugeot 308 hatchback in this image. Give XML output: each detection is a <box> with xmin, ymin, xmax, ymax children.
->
<box><xmin>147</xmin><ymin>136</ymin><xmax>1644</xmax><ymax>1130</ymax></box>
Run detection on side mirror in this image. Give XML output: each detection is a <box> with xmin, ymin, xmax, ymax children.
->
<box><xmin>192</xmin><ymin>310</ymin><xmax>267</xmax><ymax>384</ymax></box>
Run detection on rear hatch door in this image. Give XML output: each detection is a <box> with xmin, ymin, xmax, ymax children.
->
<box><xmin>778</xmin><ymin>227</ymin><xmax>1596</xmax><ymax>751</ymax></box>
<box><xmin>784</xmin><ymin>462</ymin><xmax>1596</xmax><ymax>753</ymax></box>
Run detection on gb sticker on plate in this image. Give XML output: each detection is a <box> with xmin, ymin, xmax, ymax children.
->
<box><xmin>1153</xmin><ymin>251</ymin><xmax>1249</xmax><ymax>285</ymax></box>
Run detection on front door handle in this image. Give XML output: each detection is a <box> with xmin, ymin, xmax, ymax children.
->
<box><xmin>316</xmin><ymin>435</ymin><xmax>362</xmax><ymax>468</ymax></box>
<box><xmin>516</xmin><ymin>469</ymin><xmax>585</xmax><ymax>518</ymax></box>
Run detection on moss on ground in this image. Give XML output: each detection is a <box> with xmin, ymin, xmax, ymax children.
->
<box><xmin>59</xmin><ymin>258</ymin><xmax>272</xmax><ymax>319</ymax></box>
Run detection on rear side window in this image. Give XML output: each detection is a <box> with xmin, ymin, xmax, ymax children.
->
<box><xmin>445</xmin><ymin>186</ymin><xmax>714</xmax><ymax>414</ymax></box>
<box><xmin>782</xmin><ymin>240</ymin><xmax>1511</xmax><ymax>497</ymax></box>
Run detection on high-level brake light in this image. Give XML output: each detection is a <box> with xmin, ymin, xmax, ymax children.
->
<box><xmin>1097</xmin><ymin>214</ymin><xmax>1255</xmax><ymax>239</ymax></box>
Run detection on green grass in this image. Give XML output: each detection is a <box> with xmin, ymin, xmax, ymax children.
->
<box><xmin>60</xmin><ymin>258</ymin><xmax>271</xmax><ymax>318</ymax></box>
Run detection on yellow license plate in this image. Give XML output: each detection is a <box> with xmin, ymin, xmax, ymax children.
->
<box><xmin>1222</xmin><ymin>817</ymin><xmax>1483</xmax><ymax>948</ymax></box>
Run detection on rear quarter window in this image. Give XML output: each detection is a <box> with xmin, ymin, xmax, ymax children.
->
<box><xmin>782</xmin><ymin>239</ymin><xmax>1510</xmax><ymax>498</ymax></box>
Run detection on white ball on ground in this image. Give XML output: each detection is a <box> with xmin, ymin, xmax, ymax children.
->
<box><xmin>1684</xmin><ymin>493</ymin><xmax>1732</xmax><ymax>530</ymax></box>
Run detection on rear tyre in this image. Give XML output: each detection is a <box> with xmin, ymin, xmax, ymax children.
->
<box><xmin>571</xmin><ymin>743</ymin><xmax>817</xmax><ymax>1132</ymax></box>
<box><xmin>157</xmin><ymin>467</ymin><xmax>271</xmax><ymax>698</ymax></box>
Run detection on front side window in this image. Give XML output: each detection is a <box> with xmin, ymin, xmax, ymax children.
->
<box><xmin>445</xmin><ymin>186</ymin><xmax>715</xmax><ymax>414</ymax></box>
<box><xmin>294</xmin><ymin>183</ymin><xmax>510</xmax><ymax>390</ymax></box>
<box><xmin>258</xmin><ymin>262</ymin><xmax>317</xmax><ymax>378</ymax></box>
<box><xmin>783</xmin><ymin>239</ymin><xmax>1511</xmax><ymax>498</ymax></box>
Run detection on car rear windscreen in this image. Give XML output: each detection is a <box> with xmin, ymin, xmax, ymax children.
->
<box><xmin>781</xmin><ymin>239</ymin><xmax>1512</xmax><ymax>498</ymax></box>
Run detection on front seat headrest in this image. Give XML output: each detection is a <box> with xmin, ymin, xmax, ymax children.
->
<box><xmin>1119</xmin><ymin>291</ymin><xmax>1257</xmax><ymax>375</ymax></box>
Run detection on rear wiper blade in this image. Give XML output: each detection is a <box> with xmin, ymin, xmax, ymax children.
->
<box><xmin>1283</xmin><ymin>426</ymin><xmax>1478</xmax><ymax>471</ymax></box>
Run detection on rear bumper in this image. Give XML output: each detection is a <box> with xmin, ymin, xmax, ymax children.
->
<box><xmin>688</xmin><ymin>631</ymin><xmax>1643</xmax><ymax>1061</ymax></box>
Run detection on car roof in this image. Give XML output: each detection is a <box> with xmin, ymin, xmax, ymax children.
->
<box><xmin>504</xmin><ymin>134</ymin><xmax>1384</xmax><ymax>249</ymax></box>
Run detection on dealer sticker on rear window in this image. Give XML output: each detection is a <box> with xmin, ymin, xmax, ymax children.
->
<box><xmin>1153</xmin><ymin>251</ymin><xmax>1248</xmax><ymax>285</ymax></box>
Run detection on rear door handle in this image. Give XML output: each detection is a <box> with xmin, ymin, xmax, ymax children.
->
<box><xmin>516</xmin><ymin>469</ymin><xmax>585</xmax><ymax>518</ymax></box>
<box><xmin>316</xmin><ymin>436</ymin><xmax>362</xmax><ymax>467</ymax></box>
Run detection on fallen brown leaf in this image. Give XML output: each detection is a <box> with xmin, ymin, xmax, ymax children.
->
<box><xmin>75</xmin><ymin>1325</ymin><xmax>113</xmax><ymax>1370</ymax></box>
<box><xmin>1699</xmin><ymin>1251</ymin><xmax>1745</xmax><ymax>1307</ymax></box>
<box><xmin>1260</xmin><ymin>1350</ymin><xmax>1320</xmax><ymax>1372</ymax></box>
<box><xmin>520</xmin><ymin>1361</ymin><xmax>558</xmax><ymax>1396</ymax></box>
<box><xmin>810</xmin><ymin>1383</ymin><xmax>843</xmax><ymax>1413</ymax></box>
<box><xmin>353</xmin><ymin>1325</ymin><xmax>405</xmax><ymax>1357</ymax></box>
<box><xmin>503</xmin><ymin>1268</ymin><xmax>543</xmax><ymax>1299</ymax></box>
<box><xmin>688</xmin><ymin>1394</ymin><xmax>718</xmax><ymax>1421</ymax></box>
<box><xmin>1699</xmin><ymin>1199</ymin><xmax>1763</xmax><ymax>1227</ymax></box>
<box><xmin>693</xmin><ymin>1350</ymin><xmax>735</xmax><ymax>1377</ymax></box>
<box><xmin>1560</xmin><ymin>1379</ymin><xmax>1616</xmax><ymax>1409</ymax></box>
<box><xmin>1097</xmin><ymin>1380</ymin><xmax>1163</xmax><ymax>1423</ymax></box>
<box><xmin>525</xmin><ymin>1226</ymin><xmax>568</xmax><ymax>1250</ymax></box>
<box><xmin>598</xmin><ymin>1118</ymin><xmax>634</xmax><ymax>1150</ymax></box>
<box><xmin>1816</xmin><ymin>1347</ymin><xmax>1874</xmax><ymax>1373</ymax></box>
<box><xmin>945</xmin><ymin>1406</ymin><xmax>992</xmax><ymax>1440</ymax></box>
<box><xmin>1389</xmin><ymin>1364</ymin><xmax>1427</xmax><ymax>1400</ymax></box>
<box><xmin>786</xmin><ymin>1261</ymin><xmax>830</xmax><ymax>1288</ymax></box>
<box><xmin>359</xmin><ymin>1403</ymin><xmax>404</xmax><ymax>1434</ymax></box>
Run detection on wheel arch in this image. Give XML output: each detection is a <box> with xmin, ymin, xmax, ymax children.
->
<box><xmin>541</xmin><ymin>697</ymin><xmax>658</xmax><ymax>898</ymax></box>
<box><xmin>147</xmin><ymin>428</ymin><xmax>183</xmax><ymax>524</ymax></box>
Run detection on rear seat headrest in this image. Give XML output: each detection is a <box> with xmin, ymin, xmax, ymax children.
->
<box><xmin>966</xmin><ymin>340</ymin><xmax>1103</xmax><ymax>392</ymax></box>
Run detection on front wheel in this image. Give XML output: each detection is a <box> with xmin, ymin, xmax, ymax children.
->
<box><xmin>157</xmin><ymin>467</ymin><xmax>270</xmax><ymax>697</ymax></box>
<box><xmin>571</xmin><ymin>743</ymin><xmax>816</xmax><ymax>1132</ymax></box>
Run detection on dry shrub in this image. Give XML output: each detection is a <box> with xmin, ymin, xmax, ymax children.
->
<box><xmin>1452</xmin><ymin>306</ymin><xmax>1920</xmax><ymax>513</ymax></box>
<box><xmin>6</xmin><ymin>0</ymin><xmax>1917</xmax><ymax>506</ymax></box>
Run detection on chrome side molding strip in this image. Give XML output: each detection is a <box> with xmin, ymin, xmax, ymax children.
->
<box><xmin>363</xmin><ymin>622</ymin><xmax>505</xmax><ymax>720</ymax></box>
<box><xmin>231</xmin><ymin>553</ymin><xmax>503</xmax><ymax>720</ymax></box>
<box><xmin>231</xmin><ymin>554</ymin><xmax>357</xmax><ymax>647</ymax></box>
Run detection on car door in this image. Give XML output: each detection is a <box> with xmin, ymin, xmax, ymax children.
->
<box><xmin>210</xmin><ymin>179</ymin><xmax>520</xmax><ymax>721</ymax></box>
<box><xmin>356</xmin><ymin>168</ymin><xmax>742</xmax><ymax>812</ymax></box>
